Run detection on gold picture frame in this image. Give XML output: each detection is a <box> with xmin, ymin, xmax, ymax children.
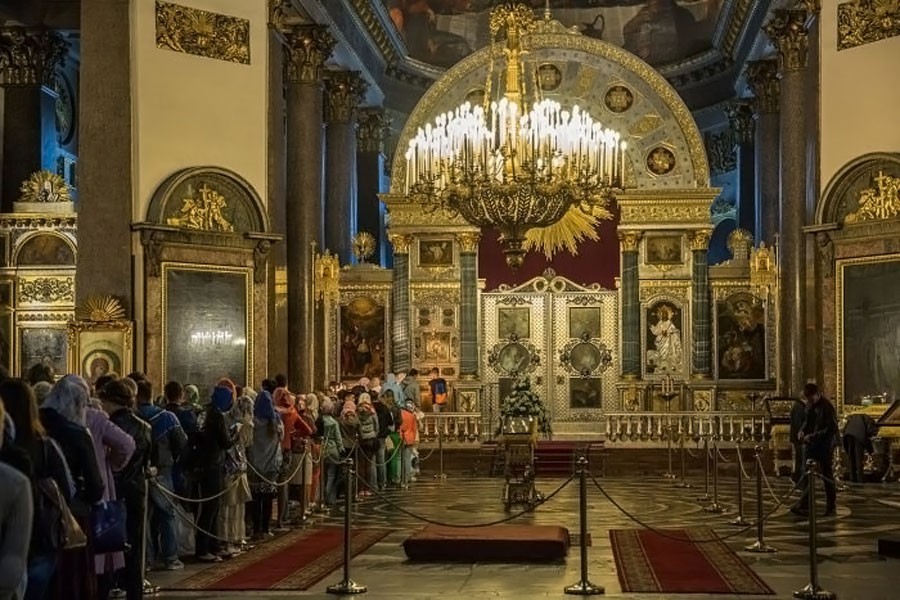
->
<box><xmin>67</xmin><ymin>319</ymin><xmax>134</xmax><ymax>385</ymax></box>
<box><xmin>418</xmin><ymin>239</ymin><xmax>455</xmax><ymax>268</ymax></box>
<box><xmin>645</xmin><ymin>234</ymin><xmax>683</xmax><ymax>266</ymax></box>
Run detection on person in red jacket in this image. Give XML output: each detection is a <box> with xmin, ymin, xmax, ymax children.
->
<box><xmin>273</xmin><ymin>388</ymin><xmax>299</xmax><ymax>529</ymax></box>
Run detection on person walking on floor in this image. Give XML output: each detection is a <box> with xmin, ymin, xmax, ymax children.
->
<box><xmin>791</xmin><ymin>383</ymin><xmax>839</xmax><ymax>517</ymax></box>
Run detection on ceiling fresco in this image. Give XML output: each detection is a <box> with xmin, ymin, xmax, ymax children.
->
<box><xmin>385</xmin><ymin>0</ymin><xmax>724</xmax><ymax>69</ymax></box>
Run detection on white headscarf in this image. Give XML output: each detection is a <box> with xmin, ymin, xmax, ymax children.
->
<box><xmin>43</xmin><ymin>374</ymin><xmax>91</xmax><ymax>425</ymax></box>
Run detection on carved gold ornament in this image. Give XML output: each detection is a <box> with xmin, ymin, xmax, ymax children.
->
<box><xmin>647</xmin><ymin>147</ymin><xmax>677</xmax><ymax>176</ymax></box>
<box><xmin>604</xmin><ymin>85</ymin><xmax>634</xmax><ymax>113</ymax></box>
<box><xmin>838</xmin><ymin>0</ymin><xmax>900</xmax><ymax>51</ymax></box>
<box><xmin>456</xmin><ymin>232</ymin><xmax>481</xmax><ymax>254</ymax></box>
<box><xmin>76</xmin><ymin>295</ymin><xmax>127</xmax><ymax>322</ymax></box>
<box><xmin>704</xmin><ymin>131</ymin><xmax>736</xmax><ymax>176</ymax></box>
<box><xmin>845</xmin><ymin>171</ymin><xmax>900</xmax><ymax>222</ymax></box>
<box><xmin>727</xmin><ymin>229</ymin><xmax>753</xmax><ymax>261</ymax></box>
<box><xmin>0</xmin><ymin>27</ymin><xmax>68</xmax><ymax>86</ymax></box>
<box><xmin>351</xmin><ymin>231</ymin><xmax>376</xmax><ymax>263</ymax></box>
<box><xmin>764</xmin><ymin>9</ymin><xmax>810</xmax><ymax>72</ymax></box>
<box><xmin>19</xmin><ymin>170</ymin><xmax>72</xmax><ymax>203</ymax></box>
<box><xmin>155</xmin><ymin>1</ymin><xmax>250</xmax><ymax>65</ymax></box>
<box><xmin>750</xmin><ymin>243</ymin><xmax>777</xmax><ymax>292</ymax></box>
<box><xmin>689</xmin><ymin>230</ymin><xmax>712</xmax><ymax>252</ymax></box>
<box><xmin>618</xmin><ymin>231</ymin><xmax>642</xmax><ymax>252</ymax></box>
<box><xmin>314</xmin><ymin>250</ymin><xmax>340</xmax><ymax>304</ymax></box>
<box><xmin>388</xmin><ymin>233</ymin><xmax>412</xmax><ymax>254</ymax></box>
<box><xmin>281</xmin><ymin>24</ymin><xmax>335</xmax><ymax>84</ymax></box>
<box><xmin>18</xmin><ymin>276</ymin><xmax>74</xmax><ymax>304</ymax></box>
<box><xmin>166</xmin><ymin>184</ymin><xmax>235</xmax><ymax>232</ymax></box>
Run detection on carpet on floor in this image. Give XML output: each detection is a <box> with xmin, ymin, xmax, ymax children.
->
<box><xmin>609</xmin><ymin>527</ymin><xmax>774</xmax><ymax>595</ymax></box>
<box><xmin>164</xmin><ymin>527</ymin><xmax>389</xmax><ymax>591</ymax></box>
<box><xmin>404</xmin><ymin>524</ymin><xmax>569</xmax><ymax>561</ymax></box>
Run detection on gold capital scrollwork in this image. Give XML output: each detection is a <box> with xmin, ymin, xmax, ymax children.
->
<box><xmin>764</xmin><ymin>9</ymin><xmax>810</xmax><ymax>73</ymax></box>
<box><xmin>456</xmin><ymin>232</ymin><xmax>481</xmax><ymax>254</ymax></box>
<box><xmin>282</xmin><ymin>24</ymin><xmax>334</xmax><ymax>85</ymax></box>
<box><xmin>744</xmin><ymin>59</ymin><xmax>780</xmax><ymax>115</ymax></box>
<box><xmin>155</xmin><ymin>1</ymin><xmax>250</xmax><ymax>65</ymax></box>
<box><xmin>838</xmin><ymin>1</ymin><xmax>900</xmax><ymax>51</ymax></box>
<box><xmin>724</xmin><ymin>102</ymin><xmax>754</xmax><ymax>145</ymax></box>
<box><xmin>0</xmin><ymin>26</ymin><xmax>67</xmax><ymax>86</ymax></box>
<box><xmin>388</xmin><ymin>234</ymin><xmax>412</xmax><ymax>254</ymax></box>
<box><xmin>357</xmin><ymin>108</ymin><xmax>391</xmax><ymax>154</ymax></box>
<box><xmin>844</xmin><ymin>170</ymin><xmax>900</xmax><ymax>223</ymax></box>
<box><xmin>689</xmin><ymin>229</ymin><xmax>712</xmax><ymax>251</ymax></box>
<box><xmin>323</xmin><ymin>71</ymin><xmax>368</xmax><ymax>124</ymax></box>
<box><xmin>618</xmin><ymin>230</ymin><xmax>642</xmax><ymax>252</ymax></box>
<box><xmin>165</xmin><ymin>183</ymin><xmax>235</xmax><ymax>232</ymax></box>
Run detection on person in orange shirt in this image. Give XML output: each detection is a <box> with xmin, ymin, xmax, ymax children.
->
<box><xmin>399</xmin><ymin>400</ymin><xmax>419</xmax><ymax>485</ymax></box>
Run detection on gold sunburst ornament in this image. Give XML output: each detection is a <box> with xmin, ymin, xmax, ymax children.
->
<box><xmin>351</xmin><ymin>231</ymin><xmax>376</xmax><ymax>263</ymax></box>
<box><xmin>19</xmin><ymin>170</ymin><xmax>72</xmax><ymax>204</ymax></box>
<box><xmin>76</xmin><ymin>295</ymin><xmax>127</xmax><ymax>322</ymax></box>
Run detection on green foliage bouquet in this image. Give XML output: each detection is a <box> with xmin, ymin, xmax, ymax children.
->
<box><xmin>500</xmin><ymin>377</ymin><xmax>552</xmax><ymax>436</ymax></box>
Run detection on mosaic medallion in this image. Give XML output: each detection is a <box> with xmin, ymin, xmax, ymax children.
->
<box><xmin>647</xmin><ymin>146</ymin><xmax>677</xmax><ymax>175</ymax></box>
<box><xmin>604</xmin><ymin>85</ymin><xmax>634</xmax><ymax>113</ymax></box>
<box><xmin>537</xmin><ymin>63</ymin><xmax>563</xmax><ymax>91</ymax></box>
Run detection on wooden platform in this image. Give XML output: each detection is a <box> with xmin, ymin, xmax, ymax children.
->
<box><xmin>403</xmin><ymin>525</ymin><xmax>570</xmax><ymax>562</ymax></box>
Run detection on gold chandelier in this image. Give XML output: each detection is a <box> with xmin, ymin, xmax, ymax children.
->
<box><xmin>405</xmin><ymin>3</ymin><xmax>625</xmax><ymax>268</ymax></box>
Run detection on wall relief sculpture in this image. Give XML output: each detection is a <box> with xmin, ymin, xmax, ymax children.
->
<box><xmin>156</xmin><ymin>1</ymin><xmax>251</xmax><ymax>64</ymax></box>
<box><xmin>838</xmin><ymin>0</ymin><xmax>900</xmax><ymax>51</ymax></box>
<box><xmin>166</xmin><ymin>184</ymin><xmax>235</xmax><ymax>232</ymax></box>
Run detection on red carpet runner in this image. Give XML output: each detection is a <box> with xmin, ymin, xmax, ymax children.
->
<box><xmin>609</xmin><ymin>527</ymin><xmax>774</xmax><ymax>595</ymax></box>
<box><xmin>167</xmin><ymin>527</ymin><xmax>389</xmax><ymax>591</ymax></box>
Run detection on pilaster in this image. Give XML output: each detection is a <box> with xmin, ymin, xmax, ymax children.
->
<box><xmin>689</xmin><ymin>230</ymin><xmax>712</xmax><ymax>378</ymax></box>
<box><xmin>389</xmin><ymin>233</ymin><xmax>412</xmax><ymax>373</ymax></box>
<box><xmin>457</xmin><ymin>231</ymin><xmax>481</xmax><ymax>379</ymax></box>
<box><xmin>619</xmin><ymin>231</ymin><xmax>642</xmax><ymax>379</ymax></box>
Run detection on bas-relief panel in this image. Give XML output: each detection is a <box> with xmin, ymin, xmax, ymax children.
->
<box><xmin>339</xmin><ymin>296</ymin><xmax>386</xmax><ymax>381</ymax></box>
<box><xmin>384</xmin><ymin>0</ymin><xmax>723</xmax><ymax>68</ymax></box>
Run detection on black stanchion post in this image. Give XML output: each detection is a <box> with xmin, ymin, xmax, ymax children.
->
<box><xmin>793</xmin><ymin>460</ymin><xmax>836</xmax><ymax>600</ymax></box>
<box><xmin>704</xmin><ymin>437</ymin><xmax>723</xmax><ymax>513</ymax></box>
<box><xmin>434</xmin><ymin>414</ymin><xmax>447</xmax><ymax>480</ymax></box>
<box><xmin>697</xmin><ymin>436</ymin><xmax>711</xmax><ymax>501</ymax></box>
<box><xmin>564</xmin><ymin>456</ymin><xmax>604</xmax><ymax>596</ymax></box>
<box><xmin>745</xmin><ymin>445</ymin><xmax>776</xmax><ymax>553</ymax></box>
<box><xmin>730</xmin><ymin>439</ymin><xmax>748</xmax><ymax>526</ymax></box>
<box><xmin>299</xmin><ymin>447</ymin><xmax>308</xmax><ymax>526</ymax></box>
<box><xmin>674</xmin><ymin>422</ymin><xmax>691</xmax><ymax>488</ymax></box>
<box><xmin>327</xmin><ymin>458</ymin><xmax>366</xmax><ymax>595</ymax></box>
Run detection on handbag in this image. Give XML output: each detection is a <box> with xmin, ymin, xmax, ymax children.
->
<box><xmin>35</xmin><ymin>477</ymin><xmax>87</xmax><ymax>551</ymax></box>
<box><xmin>91</xmin><ymin>499</ymin><xmax>129</xmax><ymax>554</ymax></box>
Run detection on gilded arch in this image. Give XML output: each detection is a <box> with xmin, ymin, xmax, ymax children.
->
<box><xmin>14</xmin><ymin>231</ymin><xmax>76</xmax><ymax>267</ymax></box>
<box><xmin>817</xmin><ymin>152</ymin><xmax>900</xmax><ymax>225</ymax></box>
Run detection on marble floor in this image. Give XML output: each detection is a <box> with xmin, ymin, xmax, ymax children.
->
<box><xmin>151</xmin><ymin>465</ymin><xmax>900</xmax><ymax>600</ymax></box>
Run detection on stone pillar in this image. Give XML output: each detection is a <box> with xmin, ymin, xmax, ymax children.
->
<box><xmin>765</xmin><ymin>9</ymin><xmax>810</xmax><ymax>397</ymax></box>
<box><xmin>0</xmin><ymin>27</ymin><xmax>67</xmax><ymax>212</ymax></box>
<box><xmin>283</xmin><ymin>24</ymin><xmax>334</xmax><ymax>391</ymax></box>
<box><xmin>457</xmin><ymin>232</ymin><xmax>481</xmax><ymax>379</ymax></box>
<box><xmin>266</xmin><ymin>23</ymin><xmax>287</xmax><ymax>377</ymax></box>
<box><xmin>725</xmin><ymin>103</ymin><xmax>756</xmax><ymax>237</ymax></box>
<box><xmin>744</xmin><ymin>60</ymin><xmax>780</xmax><ymax>247</ymax></box>
<box><xmin>324</xmin><ymin>71</ymin><xmax>367</xmax><ymax>265</ymax></box>
<box><xmin>619</xmin><ymin>231</ymin><xmax>642</xmax><ymax>379</ymax></box>
<box><xmin>77</xmin><ymin>3</ymin><xmax>134</xmax><ymax>313</ymax></box>
<box><xmin>389</xmin><ymin>234</ymin><xmax>412</xmax><ymax>373</ymax></box>
<box><xmin>356</xmin><ymin>108</ymin><xmax>390</xmax><ymax>264</ymax></box>
<box><xmin>690</xmin><ymin>230</ymin><xmax>712</xmax><ymax>378</ymax></box>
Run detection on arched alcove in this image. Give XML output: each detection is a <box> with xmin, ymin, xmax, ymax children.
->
<box><xmin>14</xmin><ymin>232</ymin><xmax>76</xmax><ymax>267</ymax></box>
<box><xmin>817</xmin><ymin>152</ymin><xmax>900</xmax><ymax>225</ymax></box>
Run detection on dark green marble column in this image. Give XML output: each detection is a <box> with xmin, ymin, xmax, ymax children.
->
<box><xmin>690</xmin><ymin>230</ymin><xmax>712</xmax><ymax>378</ymax></box>
<box><xmin>390</xmin><ymin>234</ymin><xmax>412</xmax><ymax>373</ymax></box>
<box><xmin>458</xmin><ymin>232</ymin><xmax>480</xmax><ymax>379</ymax></box>
<box><xmin>619</xmin><ymin>231</ymin><xmax>642</xmax><ymax>378</ymax></box>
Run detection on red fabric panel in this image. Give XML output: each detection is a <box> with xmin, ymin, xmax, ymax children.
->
<box><xmin>636</xmin><ymin>530</ymin><xmax>733</xmax><ymax>593</ymax></box>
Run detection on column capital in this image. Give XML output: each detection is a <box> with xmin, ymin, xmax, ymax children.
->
<box><xmin>618</xmin><ymin>230</ymin><xmax>642</xmax><ymax>252</ymax></box>
<box><xmin>689</xmin><ymin>229</ymin><xmax>712</xmax><ymax>251</ymax></box>
<box><xmin>282</xmin><ymin>24</ymin><xmax>334</xmax><ymax>85</ymax></box>
<box><xmin>388</xmin><ymin>233</ymin><xmax>412</xmax><ymax>254</ymax></box>
<box><xmin>744</xmin><ymin>59</ymin><xmax>780</xmax><ymax>115</ymax></box>
<box><xmin>357</xmin><ymin>107</ymin><xmax>391</xmax><ymax>154</ymax></box>
<box><xmin>456</xmin><ymin>231</ymin><xmax>481</xmax><ymax>254</ymax></box>
<box><xmin>323</xmin><ymin>71</ymin><xmax>368</xmax><ymax>124</ymax></box>
<box><xmin>764</xmin><ymin>9</ymin><xmax>810</xmax><ymax>73</ymax></box>
<box><xmin>724</xmin><ymin>102</ymin><xmax>755</xmax><ymax>145</ymax></box>
<box><xmin>0</xmin><ymin>27</ymin><xmax>67</xmax><ymax>87</ymax></box>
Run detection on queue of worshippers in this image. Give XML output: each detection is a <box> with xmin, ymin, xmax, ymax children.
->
<box><xmin>0</xmin><ymin>365</ymin><xmax>442</xmax><ymax>600</ymax></box>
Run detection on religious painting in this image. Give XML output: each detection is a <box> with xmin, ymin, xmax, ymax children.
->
<box><xmin>68</xmin><ymin>323</ymin><xmax>133</xmax><ymax>386</ymax></box>
<box><xmin>570</xmin><ymin>377</ymin><xmax>602</xmax><ymax>409</ymax></box>
<box><xmin>15</xmin><ymin>233</ymin><xmax>75</xmax><ymax>266</ymax></box>
<box><xmin>383</xmin><ymin>1</ymin><xmax>723</xmax><ymax>69</ymax></box>
<box><xmin>839</xmin><ymin>257</ymin><xmax>900</xmax><ymax>405</ymax></box>
<box><xmin>164</xmin><ymin>266</ymin><xmax>249</xmax><ymax>391</ymax></box>
<box><xmin>497</xmin><ymin>341</ymin><xmax>532</xmax><ymax>375</ymax></box>
<box><xmin>19</xmin><ymin>327</ymin><xmax>67</xmax><ymax>381</ymax></box>
<box><xmin>418</xmin><ymin>239</ymin><xmax>454</xmax><ymax>267</ymax></box>
<box><xmin>568</xmin><ymin>306</ymin><xmax>601</xmax><ymax>339</ymax></box>
<box><xmin>498</xmin><ymin>307</ymin><xmax>530</xmax><ymax>339</ymax></box>
<box><xmin>644</xmin><ymin>300</ymin><xmax>684</xmax><ymax>376</ymax></box>
<box><xmin>715</xmin><ymin>292</ymin><xmax>766</xmax><ymax>380</ymax></box>
<box><xmin>339</xmin><ymin>295</ymin><xmax>386</xmax><ymax>380</ymax></box>
<box><xmin>423</xmin><ymin>331</ymin><xmax>452</xmax><ymax>363</ymax></box>
<box><xmin>645</xmin><ymin>234</ymin><xmax>683</xmax><ymax>265</ymax></box>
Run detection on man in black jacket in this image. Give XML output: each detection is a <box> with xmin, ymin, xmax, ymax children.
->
<box><xmin>791</xmin><ymin>383</ymin><xmax>839</xmax><ymax>517</ymax></box>
<box><xmin>100</xmin><ymin>379</ymin><xmax>152</xmax><ymax>600</ymax></box>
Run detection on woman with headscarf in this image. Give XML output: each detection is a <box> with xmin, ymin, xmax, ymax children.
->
<box><xmin>218</xmin><ymin>390</ymin><xmax>254</xmax><ymax>556</ymax></box>
<box><xmin>289</xmin><ymin>395</ymin><xmax>316</xmax><ymax>515</ymax></box>
<box><xmin>318</xmin><ymin>398</ymin><xmax>342</xmax><ymax>506</ymax></box>
<box><xmin>193</xmin><ymin>385</ymin><xmax>233</xmax><ymax>562</ymax></box>
<box><xmin>272</xmin><ymin>388</ymin><xmax>299</xmax><ymax>530</ymax></box>
<box><xmin>247</xmin><ymin>390</ymin><xmax>283</xmax><ymax>539</ymax></box>
<box><xmin>356</xmin><ymin>393</ymin><xmax>379</xmax><ymax>496</ymax></box>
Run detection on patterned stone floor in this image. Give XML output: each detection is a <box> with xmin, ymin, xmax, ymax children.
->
<box><xmin>152</xmin><ymin>466</ymin><xmax>900</xmax><ymax>599</ymax></box>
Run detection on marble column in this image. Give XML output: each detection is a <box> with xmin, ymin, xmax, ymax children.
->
<box><xmin>725</xmin><ymin>102</ymin><xmax>756</xmax><ymax>237</ymax></box>
<box><xmin>356</xmin><ymin>108</ymin><xmax>390</xmax><ymax>264</ymax></box>
<box><xmin>765</xmin><ymin>9</ymin><xmax>810</xmax><ymax>398</ymax></box>
<box><xmin>266</xmin><ymin>24</ymin><xmax>287</xmax><ymax>376</ymax></box>
<box><xmin>324</xmin><ymin>71</ymin><xmax>367</xmax><ymax>265</ymax></box>
<box><xmin>283</xmin><ymin>24</ymin><xmax>334</xmax><ymax>391</ymax></box>
<box><xmin>0</xmin><ymin>28</ymin><xmax>67</xmax><ymax>212</ymax></box>
<box><xmin>744</xmin><ymin>60</ymin><xmax>780</xmax><ymax>247</ymax></box>
<box><xmin>389</xmin><ymin>234</ymin><xmax>412</xmax><ymax>373</ymax></box>
<box><xmin>457</xmin><ymin>232</ymin><xmax>481</xmax><ymax>379</ymax></box>
<box><xmin>690</xmin><ymin>230</ymin><xmax>712</xmax><ymax>378</ymax></box>
<box><xmin>619</xmin><ymin>231</ymin><xmax>642</xmax><ymax>379</ymax></box>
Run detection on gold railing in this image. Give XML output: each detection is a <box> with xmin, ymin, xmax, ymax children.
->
<box><xmin>603</xmin><ymin>411</ymin><xmax>770</xmax><ymax>444</ymax></box>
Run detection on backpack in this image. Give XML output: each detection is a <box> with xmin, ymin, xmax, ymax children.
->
<box><xmin>359</xmin><ymin>414</ymin><xmax>377</xmax><ymax>441</ymax></box>
<box><xmin>31</xmin><ymin>440</ymin><xmax>86</xmax><ymax>554</ymax></box>
<box><xmin>432</xmin><ymin>378</ymin><xmax>448</xmax><ymax>405</ymax></box>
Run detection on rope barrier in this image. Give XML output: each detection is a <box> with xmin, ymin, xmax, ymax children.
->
<box><xmin>358</xmin><ymin>441</ymin><xmax>403</xmax><ymax>468</ymax></box>
<box><xmin>736</xmin><ymin>447</ymin><xmax>752</xmax><ymax>481</ymax></box>
<box><xmin>759</xmin><ymin>463</ymin><xmax>789</xmax><ymax>505</ymax></box>
<box><xmin>246</xmin><ymin>449</ymin><xmax>309</xmax><ymax>488</ymax></box>
<box><xmin>152</xmin><ymin>477</ymin><xmax>241</xmax><ymax>504</ymax></box>
<box><xmin>715</xmin><ymin>445</ymin><xmax>732</xmax><ymax>463</ymax></box>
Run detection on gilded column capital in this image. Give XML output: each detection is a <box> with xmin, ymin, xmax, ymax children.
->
<box><xmin>389</xmin><ymin>233</ymin><xmax>412</xmax><ymax>254</ymax></box>
<box><xmin>744</xmin><ymin>60</ymin><xmax>780</xmax><ymax>115</ymax></box>
<box><xmin>689</xmin><ymin>229</ymin><xmax>712</xmax><ymax>252</ymax></box>
<box><xmin>282</xmin><ymin>24</ymin><xmax>334</xmax><ymax>85</ymax></box>
<box><xmin>357</xmin><ymin>107</ymin><xmax>391</xmax><ymax>154</ymax></box>
<box><xmin>323</xmin><ymin>71</ymin><xmax>368</xmax><ymax>124</ymax></box>
<box><xmin>456</xmin><ymin>232</ymin><xmax>481</xmax><ymax>254</ymax></box>
<box><xmin>724</xmin><ymin>102</ymin><xmax>755</xmax><ymax>145</ymax></box>
<box><xmin>0</xmin><ymin>27</ymin><xmax>67</xmax><ymax>86</ymax></box>
<box><xmin>764</xmin><ymin>9</ymin><xmax>810</xmax><ymax>73</ymax></box>
<box><xmin>618</xmin><ymin>230</ymin><xmax>642</xmax><ymax>252</ymax></box>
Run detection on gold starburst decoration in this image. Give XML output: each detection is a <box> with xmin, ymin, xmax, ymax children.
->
<box><xmin>76</xmin><ymin>295</ymin><xmax>127</xmax><ymax>322</ymax></box>
<box><xmin>524</xmin><ymin>204</ymin><xmax>614</xmax><ymax>259</ymax></box>
<box><xmin>351</xmin><ymin>231</ymin><xmax>376</xmax><ymax>263</ymax></box>
<box><xmin>19</xmin><ymin>170</ymin><xmax>72</xmax><ymax>204</ymax></box>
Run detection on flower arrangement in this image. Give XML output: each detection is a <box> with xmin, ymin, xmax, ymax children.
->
<box><xmin>500</xmin><ymin>377</ymin><xmax>552</xmax><ymax>436</ymax></box>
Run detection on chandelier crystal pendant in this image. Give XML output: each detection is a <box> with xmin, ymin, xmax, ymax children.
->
<box><xmin>404</xmin><ymin>2</ymin><xmax>626</xmax><ymax>268</ymax></box>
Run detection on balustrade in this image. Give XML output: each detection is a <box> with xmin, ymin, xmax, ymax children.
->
<box><xmin>419</xmin><ymin>412</ymin><xmax>482</xmax><ymax>444</ymax></box>
<box><xmin>603</xmin><ymin>411</ymin><xmax>770</xmax><ymax>445</ymax></box>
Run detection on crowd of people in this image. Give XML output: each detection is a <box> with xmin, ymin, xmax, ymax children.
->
<box><xmin>0</xmin><ymin>365</ymin><xmax>443</xmax><ymax>600</ymax></box>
